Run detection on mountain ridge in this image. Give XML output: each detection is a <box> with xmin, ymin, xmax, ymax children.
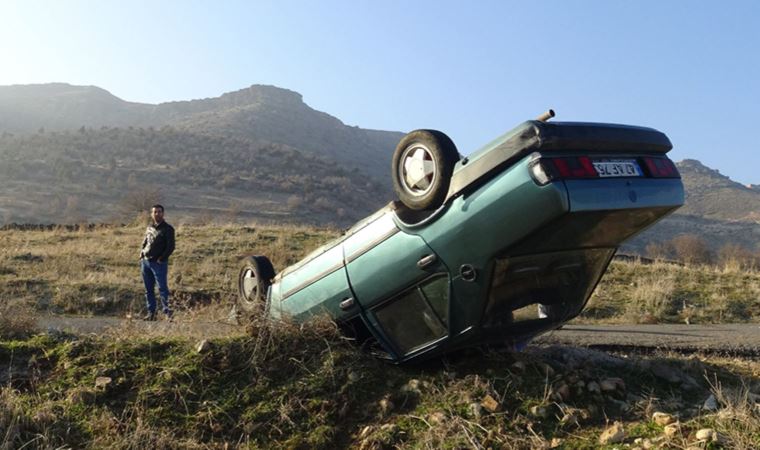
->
<box><xmin>0</xmin><ymin>83</ymin><xmax>403</xmax><ymax>180</ymax></box>
<box><xmin>1</xmin><ymin>82</ymin><xmax>760</xmax><ymax>252</ymax></box>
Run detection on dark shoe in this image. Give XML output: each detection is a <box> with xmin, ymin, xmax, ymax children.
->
<box><xmin>142</xmin><ymin>312</ymin><xmax>156</xmax><ymax>321</ymax></box>
<box><xmin>165</xmin><ymin>310</ymin><xmax>174</xmax><ymax>322</ymax></box>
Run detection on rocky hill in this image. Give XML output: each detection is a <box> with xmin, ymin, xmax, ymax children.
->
<box><xmin>0</xmin><ymin>83</ymin><xmax>403</xmax><ymax>181</ymax></box>
<box><xmin>0</xmin><ymin>83</ymin><xmax>405</xmax><ymax>225</ymax></box>
<box><xmin>623</xmin><ymin>160</ymin><xmax>760</xmax><ymax>254</ymax></box>
<box><xmin>677</xmin><ymin>159</ymin><xmax>760</xmax><ymax>222</ymax></box>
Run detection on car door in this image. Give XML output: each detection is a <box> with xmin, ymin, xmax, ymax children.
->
<box><xmin>274</xmin><ymin>242</ymin><xmax>355</xmax><ymax>321</ymax></box>
<box><xmin>343</xmin><ymin>212</ymin><xmax>452</xmax><ymax>357</ymax></box>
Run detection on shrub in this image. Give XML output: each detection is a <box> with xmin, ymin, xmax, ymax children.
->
<box><xmin>670</xmin><ymin>234</ymin><xmax>713</xmax><ymax>265</ymax></box>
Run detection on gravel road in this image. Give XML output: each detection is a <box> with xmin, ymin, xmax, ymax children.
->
<box><xmin>536</xmin><ymin>323</ymin><xmax>760</xmax><ymax>356</ymax></box>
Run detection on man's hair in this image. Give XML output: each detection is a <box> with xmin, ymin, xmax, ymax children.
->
<box><xmin>151</xmin><ymin>204</ymin><xmax>164</xmax><ymax>212</ymax></box>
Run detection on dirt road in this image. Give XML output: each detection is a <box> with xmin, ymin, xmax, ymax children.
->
<box><xmin>37</xmin><ymin>315</ymin><xmax>759</xmax><ymax>355</ymax></box>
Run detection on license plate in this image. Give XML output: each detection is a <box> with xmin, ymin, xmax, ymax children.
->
<box><xmin>592</xmin><ymin>160</ymin><xmax>642</xmax><ymax>177</ymax></box>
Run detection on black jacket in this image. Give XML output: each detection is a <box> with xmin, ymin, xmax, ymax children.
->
<box><xmin>140</xmin><ymin>221</ymin><xmax>175</xmax><ymax>262</ymax></box>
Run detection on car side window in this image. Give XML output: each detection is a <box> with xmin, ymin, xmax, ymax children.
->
<box><xmin>373</xmin><ymin>274</ymin><xmax>449</xmax><ymax>355</ymax></box>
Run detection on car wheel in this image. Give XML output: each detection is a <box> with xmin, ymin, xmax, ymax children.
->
<box><xmin>392</xmin><ymin>129</ymin><xmax>459</xmax><ymax>210</ymax></box>
<box><xmin>237</xmin><ymin>255</ymin><xmax>275</xmax><ymax>314</ymax></box>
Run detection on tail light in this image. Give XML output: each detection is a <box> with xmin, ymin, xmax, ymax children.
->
<box><xmin>530</xmin><ymin>155</ymin><xmax>680</xmax><ymax>185</ymax></box>
<box><xmin>643</xmin><ymin>157</ymin><xmax>680</xmax><ymax>178</ymax></box>
<box><xmin>530</xmin><ymin>156</ymin><xmax>598</xmax><ymax>185</ymax></box>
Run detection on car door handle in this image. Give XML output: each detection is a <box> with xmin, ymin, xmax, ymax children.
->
<box><xmin>417</xmin><ymin>254</ymin><xmax>437</xmax><ymax>269</ymax></box>
<box><xmin>339</xmin><ymin>297</ymin><xmax>355</xmax><ymax>310</ymax></box>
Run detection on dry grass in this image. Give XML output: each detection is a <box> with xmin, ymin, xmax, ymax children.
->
<box><xmin>704</xmin><ymin>376</ymin><xmax>760</xmax><ymax>450</ymax></box>
<box><xmin>0</xmin><ymin>222</ymin><xmax>339</xmax><ymax>316</ymax></box>
<box><xmin>582</xmin><ymin>259</ymin><xmax>760</xmax><ymax>324</ymax></box>
<box><xmin>625</xmin><ymin>269</ymin><xmax>678</xmax><ymax>323</ymax></box>
<box><xmin>3</xmin><ymin>223</ymin><xmax>759</xmax><ymax>326</ymax></box>
<box><xmin>0</xmin><ymin>299</ymin><xmax>36</xmax><ymax>339</ymax></box>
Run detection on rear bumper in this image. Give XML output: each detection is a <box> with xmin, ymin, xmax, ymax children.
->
<box><xmin>565</xmin><ymin>177</ymin><xmax>684</xmax><ymax>213</ymax></box>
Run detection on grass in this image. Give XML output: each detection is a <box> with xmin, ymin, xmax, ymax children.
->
<box><xmin>2</xmin><ymin>223</ymin><xmax>759</xmax><ymax>324</ymax></box>
<box><xmin>0</xmin><ymin>320</ymin><xmax>758</xmax><ymax>449</ymax></box>
<box><xmin>581</xmin><ymin>259</ymin><xmax>760</xmax><ymax>324</ymax></box>
<box><xmin>0</xmin><ymin>223</ymin><xmax>339</xmax><ymax>316</ymax></box>
<box><xmin>1</xmin><ymin>223</ymin><xmax>758</xmax><ymax>447</ymax></box>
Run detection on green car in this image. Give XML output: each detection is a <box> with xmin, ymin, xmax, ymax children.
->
<box><xmin>237</xmin><ymin>111</ymin><xmax>684</xmax><ymax>363</ymax></box>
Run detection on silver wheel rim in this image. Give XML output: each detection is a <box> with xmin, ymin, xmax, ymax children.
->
<box><xmin>241</xmin><ymin>268</ymin><xmax>258</xmax><ymax>302</ymax></box>
<box><xmin>399</xmin><ymin>143</ymin><xmax>437</xmax><ymax>197</ymax></box>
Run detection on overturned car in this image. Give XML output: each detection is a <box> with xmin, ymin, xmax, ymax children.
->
<box><xmin>237</xmin><ymin>111</ymin><xmax>684</xmax><ymax>363</ymax></box>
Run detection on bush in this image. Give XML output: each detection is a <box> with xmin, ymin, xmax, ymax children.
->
<box><xmin>670</xmin><ymin>234</ymin><xmax>713</xmax><ymax>265</ymax></box>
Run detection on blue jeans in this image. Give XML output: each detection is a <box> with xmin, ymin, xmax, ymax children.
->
<box><xmin>141</xmin><ymin>259</ymin><xmax>171</xmax><ymax>315</ymax></box>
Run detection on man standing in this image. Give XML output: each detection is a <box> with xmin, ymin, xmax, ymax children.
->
<box><xmin>140</xmin><ymin>204</ymin><xmax>175</xmax><ymax>321</ymax></box>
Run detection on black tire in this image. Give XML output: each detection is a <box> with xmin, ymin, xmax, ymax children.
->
<box><xmin>392</xmin><ymin>129</ymin><xmax>459</xmax><ymax>210</ymax></box>
<box><xmin>237</xmin><ymin>255</ymin><xmax>275</xmax><ymax>314</ymax></box>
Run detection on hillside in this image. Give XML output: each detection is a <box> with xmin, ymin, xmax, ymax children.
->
<box><xmin>677</xmin><ymin>159</ymin><xmax>760</xmax><ymax>222</ymax></box>
<box><xmin>623</xmin><ymin>160</ymin><xmax>760</xmax><ymax>254</ymax></box>
<box><xmin>0</xmin><ymin>83</ymin><xmax>403</xmax><ymax>181</ymax></box>
<box><xmin>0</xmin><ymin>127</ymin><xmax>388</xmax><ymax>225</ymax></box>
<box><xmin>3</xmin><ymin>82</ymin><xmax>760</xmax><ymax>254</ymax></box>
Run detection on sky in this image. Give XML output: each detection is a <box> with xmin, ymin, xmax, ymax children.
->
<box><xmin>1</xmin><ymin>0</ymin><xmax>759</xmax><ymax>184</ymax></box>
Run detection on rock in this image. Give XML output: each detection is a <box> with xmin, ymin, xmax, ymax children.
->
<box><xmin>600</xmin><ymin>377</ymin><xmax>625</xmax><ymax>392</ymax></box>
<box><xmin>650</xmin><ymin>362</ymin><xmax>683</xmax><ymax>384</ymax></box>
<box><xmin>530</xmin><ymin>405</ymin><xmax>550</xmax><ymax>419</ymax></box>
<box><xmin>480</xmin><ymin>394</ymin><xmax>501</xmax><ymax>413</ymax></box>
<box><xmin>587</xmin><ymin>381</ymin><xmax>601</xmax><ymax>394</ymax></box>
<box><xmin>634</xmin><ymin>437</ymin><xmax>654</xmax><ymax>449</ymax></box>
<box><xmin>511</xmin><ymin>361</ymin><xmax>526</xmax><ymax>372</ymax></box>
<box><xmin>695</xmin><ymin>428</ymin><xmax>717</xmax><ymax>442</ymax></box>
<box><xmin>469</xmin><ymin>402</ymin><xmax>483</xmax><ymax>419</ymax></box>
<box><xmin>378</xmin><ymin>398</ymin><xmax>394</xmax><ymax>417</ymax></box>
<box><xmin>599</xmin><ymin>421</ymin><xmax>625</xmax><ymax>445</ymax></box>
<box><xmin>428</xmin><ymin>411</ymin><xmax>446</xmax><ymax>425</ymax></box>
<box><xmin>702</xmin><ymin>394</ymin><xmax>719</xmax><ymax>411</ymax></box>
<box><xmin>95</xmin><ymin>376</ymin><xmax>112</xmax><ymax>389</ymax></box>
<box><xmin>401</xmin><ymin>379</ymin><xmax>421</xmax><ymax>394</ymax></box>
<box><xmin>196</xmin><ymin>339</ymin><xmax>211</xmax><ymax>353</ymax></box>
<box><xmin>550</xmin><ymin>437</ymin><xmax>563</xmax><ymax>448</ymax></box>
<box><xmin>652</xmin><ymin>411</ymin><xmax>677</xmax><ymax>426</ymax></box>
<box><xmin>663</xmin><ymin>422</ymin><xmax>681</xmax><ymax>438</ymax></box>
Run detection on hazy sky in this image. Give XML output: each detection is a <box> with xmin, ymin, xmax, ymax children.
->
<box><xmin>1</xmin><ymin>0</ymin><xmax>758</xmax><ymax>183</ymax></box>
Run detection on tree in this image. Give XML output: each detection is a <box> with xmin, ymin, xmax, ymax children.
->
<box><xmin>118</xmin><ymin>186</ymin><xmax>164</xmax><ymax>223</ymax></box>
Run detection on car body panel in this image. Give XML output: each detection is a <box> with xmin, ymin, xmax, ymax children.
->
<box><xmin>273</xmin><ymin>243</ymin><xmax>352</xmax><ymax>321</ymax></box>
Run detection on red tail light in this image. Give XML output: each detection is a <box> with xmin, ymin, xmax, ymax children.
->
<box><xmin>548</xmin><ymin>156</ymin><xmax>598</xmax><ymax>178</ymax></box>
<box><xmin>643</xmin><ymin>157</ymin><xmax>680</xmax><ymax>178</ymax></box>
<box><xmin>530</xmin><ymin>155</ymin><xmax>680</xmax><ymax>185</ymax></box>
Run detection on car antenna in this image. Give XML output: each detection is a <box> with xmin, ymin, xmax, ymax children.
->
<box><xmin>536</xmin><ymin>109</ymin><xmax>555</xmax><ymax>122</ymax></box>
